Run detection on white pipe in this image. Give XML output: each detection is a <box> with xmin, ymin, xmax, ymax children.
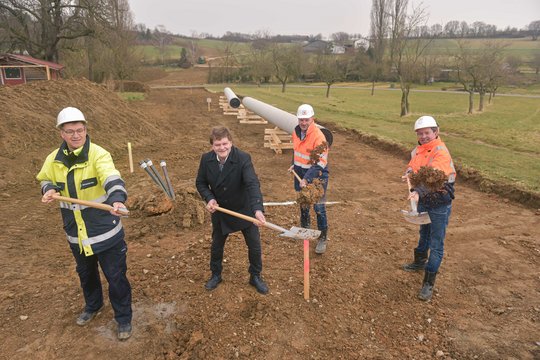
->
<box><xmin>242</xmin><ymin>96</ymin><xmax>333</xmax><ymax>145</ymax></box>
<box><xmin>224</xmin><ymin>87</ymin><xmax>241</xmax><ymax>108</ymax></box>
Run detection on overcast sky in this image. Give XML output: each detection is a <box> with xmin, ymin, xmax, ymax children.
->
<box><xmin>128</xmin><ymin>0</ymin><xmax>540</xmax><ymax>38</ymax></box>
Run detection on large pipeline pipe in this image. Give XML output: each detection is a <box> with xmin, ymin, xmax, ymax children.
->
<box><xmin>224</xmin><ymin>87</ymin><xmax>241</xmax><ymax>108</ymax></box>
<box><xmin>242</xmin><ymin>96</ymin><xmax>333</xmax><ymax>146</ymax></box>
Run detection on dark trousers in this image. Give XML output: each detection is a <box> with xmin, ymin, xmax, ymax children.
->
<box><xmin>210</xmin><ymin>223</ymin><xmax>263</xmax><ymax>276</ymax></box>
<box><xmin>70</xmin><ymin>239</ymin><xmax>132</xmax><ymax>325</ymax></box>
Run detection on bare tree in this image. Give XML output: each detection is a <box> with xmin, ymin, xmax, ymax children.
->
<box><xmin>330</xmin><ymin>31</ymin><xmax>349</xmax><ymax>44</ymax></box>
<box><xmin>0</xmin><ymin>0</ymin><xmax>94</xmax><ymax>62</ymax></box>
<box><xmin>527</xmin><ymin>20</ymin><xmax>540</xmax><ymax>40</ymax></box>
<box><xmin>315</xmin><ymin>54</ymin><xmax>347</xmax><ymax>97</ymax></box>
<box><xmin>270</xmin><ymin>44</ymin><xmax>303</xmax><ymax>92</ymax></box>
<box><xmin>453</xmin><ymin>40</ymin><xmax>507</xmax><ymax>113</ymax></box>
<box><xmin>153</xmin><ymin>25</ymin><xmax>171</xmax><ymax>65</ymax></box>
<box><xmin>390</xmin><ymin>1</ymin><xmax>432</xmax><ymax>116</ymax></box>
<box><xmin>531</xmin><ymin>52</ymin><xmax>540</xmax><ymax>75</ymax></box>
<box><xmin>247</xmin><ymin>42</ymin><xmax>273</xmax><ymax>86</ymax></box>
<box><xmin>368</xmin><ymin>0</ymin><xmax>390</xmax><ymax>95</ymax></box>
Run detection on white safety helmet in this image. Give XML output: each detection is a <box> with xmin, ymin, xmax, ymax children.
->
<box><xmin>56</xmin><ymin>107</ymin><xmax>86</xmax><ymax>128</ymax></box>
<box><xmin>297</xmin><ymin>104</ymin><xmax>315</xmax><ymax>119</ymax></box>
<box><xmin>414</xmin><ymin>115</ymin><xmax>438</xmax><ymax>131</ymax></box>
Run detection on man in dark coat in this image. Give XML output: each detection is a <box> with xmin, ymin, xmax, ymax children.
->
<box><xmin>195</xmin><ymin>126</ymin><xmax>269</xmax><ymax>294</ymax></box>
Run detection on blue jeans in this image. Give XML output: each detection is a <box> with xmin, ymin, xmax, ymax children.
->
<box><xmin>71</xmin><ymin>239</ymin><xmax>132</xmax><ymax>325</ymax></box>
<box><xmin>295</xmin><ymin>171</ymin><xmax>329</xmax><ymax>231</ymax></box>
<box><xmin>415</xmin><ymin>203</ymin><xmax>452</xmax><ymax>273</ymax></box>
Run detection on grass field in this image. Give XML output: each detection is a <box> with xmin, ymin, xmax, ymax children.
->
<box><xmin>207</xmin><ymin>84</ymin><xmax>540</xmax><ymax>193</ymax></box>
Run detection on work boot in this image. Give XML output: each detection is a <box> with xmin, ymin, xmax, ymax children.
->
<box><xmin>76</xmin><ymin>306</ymin><xmax>103</xmax><ymax>326</ymax></box>
<box><xmin>418</xmin><ymin>271</ymin><xmax>437</xmax><ymax>301</ymax></box>
<box><xmin>300</xmin><ymin>215</ymin><xmax>310</xmax><ymax>229</ymax></box>
<box><xmin>117</xmin><ymin>322</ymin><xmax>132</xmax><ymax>341</ymax></box>
<box><xmin>249</xmin><ymin>275</ymin><xmax>269</xmax><ymax>294</ymax></box>
<box><xmin>204</xmin><ymin>274</ymin><xmax>222</xmax><ymax>290</ymax></box>
<box><xmin>402</xmin><ymin>250</ymin><xmax>428</xmax><ymax>272</ymax></box>
<box><xmin>315</xmin><ymin>229</ymin><xmax>328</xmax><ymax>254</ymax></box>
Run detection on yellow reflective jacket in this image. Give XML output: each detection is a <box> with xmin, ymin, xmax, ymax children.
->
<box><xmin>36</xmin><ymin>136</ymin><xmax>127</xmax><ymax>256</ymax></box>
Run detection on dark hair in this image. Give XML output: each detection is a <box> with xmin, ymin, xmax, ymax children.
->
<box><xmin>209</xmin><ymin>126</ymin><xmax>233</xmax><ymax>144</ymax></box>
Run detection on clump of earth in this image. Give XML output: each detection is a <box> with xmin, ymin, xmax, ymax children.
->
<box><xmin>296</xmin><ymin>178</ymin><xmax>325</xmax><ymax>208</ymax></box>
<box><xmin>410</xmin><ymin>166</ymin><xmax>447</xmax><ymax>193</ymax></box>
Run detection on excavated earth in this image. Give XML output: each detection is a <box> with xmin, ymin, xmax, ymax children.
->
<box><xmin>0</xmin><ymin>73</ymin><xmax>539</xmax><ymax>360</ymax></box>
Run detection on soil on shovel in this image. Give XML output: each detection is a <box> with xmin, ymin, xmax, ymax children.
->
<box><xmin>296</xmin><ymin>178</ymin><xmax>325</xmax><ymax>208</ymax></box>
<box><xmin>410</xmin><ymin>166</ymin><xmax>448</xmax><ymax>192</ymax></box>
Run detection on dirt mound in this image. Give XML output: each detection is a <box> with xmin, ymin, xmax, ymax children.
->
<box><xmin>126</xmin><ymin>180</ymin><xmax>207</xmax><ymax>236</ymax></box>
<box><xmin>0</xmin><ymin>78</ymin><xmax>166</xmax><ymax>188</ymax></box>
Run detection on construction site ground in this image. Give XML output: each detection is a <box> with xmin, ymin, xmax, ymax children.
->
<box><xmin>0</xmin><ymin>72</ymin><xmax>539</xmax><ymax>360</ymax></box>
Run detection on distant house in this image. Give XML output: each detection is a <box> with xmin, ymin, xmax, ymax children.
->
<box><xmin>331</xmin><ymin>45</ymin><xmax>346</xmax><ymax>54</ymax></box>
<box><xmin>303</xmin><ymin>40</ymin><xmax>329</xmax><ymax>53</ymax></box>
<box><xmin>354</xmin><ymin>39</ymin><xmax>369</xmax><ymax>51</ymax></box>
<box><xmin>0</xmin><ymin>53</ymin><xmax>64</xmax><ymax>86</ymax></box>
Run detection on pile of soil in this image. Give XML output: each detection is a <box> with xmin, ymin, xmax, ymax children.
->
<box><xmin>0</xmin><ymin>78</ymin><xmax>166</xmax><ymax>189</ymax></box>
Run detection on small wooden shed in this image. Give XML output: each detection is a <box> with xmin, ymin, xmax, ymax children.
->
<box><xmin>0</xmin><ymin>53</ymin><xmax>64</xmax><ymax>86</ymax></box>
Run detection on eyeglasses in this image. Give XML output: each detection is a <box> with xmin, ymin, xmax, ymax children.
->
<box><xmin>62</xmin><ymin>128</ymin><xmax>86</xmax><ymax>136</ymax></box>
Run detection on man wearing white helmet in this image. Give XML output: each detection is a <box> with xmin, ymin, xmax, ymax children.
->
<box><xmin>36</xmin><ymin>107</ymin><xmax>133</xmax><ymax>340</ymax></box>
<box><xmin>402</xmin><ymin>115</ymin><xmax>456</xmax><ymax>301</ymax></box>
<box><xmin>291</xmin><ymin>104</ymin><xmax>330</xmax><ymax>254</ymax></box>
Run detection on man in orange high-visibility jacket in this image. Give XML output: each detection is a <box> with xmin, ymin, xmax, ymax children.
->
<box><xmin>402</xmin><ymin>115</ymin><xmax>456</xmax><ymax>302</ymax></box>
<box><xmin>290</xmin><ymin>104</ymin><xmax>330</xmax><ymax>254</ymax></box>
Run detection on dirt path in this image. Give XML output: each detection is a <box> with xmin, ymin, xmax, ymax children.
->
<box><xmin>0</xmin><ymin>82</ymin><xmax>539</xmax><ymax>359</ymax></box>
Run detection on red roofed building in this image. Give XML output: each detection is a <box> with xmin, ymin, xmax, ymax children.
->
<box><xmin>0</xmin><ymin>53</ymin><xmax>64</xmax><ymax>86</ymax></box>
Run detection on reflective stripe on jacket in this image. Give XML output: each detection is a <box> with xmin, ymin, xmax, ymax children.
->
<box><xmin>292</xmin><ymin>123</ymin><xmax>329</xmax><ymax>182</ymax></box>
<box><xmin>407</xmin><ymin>137</ymin><xmax>456</xmax><ymax>182</ymax></box>
<box><xmin>36</xmin><ymin>137</ymin><xmax>127</xmax><ymax>256</ymax></box>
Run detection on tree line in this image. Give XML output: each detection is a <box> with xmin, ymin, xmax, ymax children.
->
<box><xmin>0</xmin><ymin>0</ymin><xmax>138</xmax><ymax>85</ymax></box>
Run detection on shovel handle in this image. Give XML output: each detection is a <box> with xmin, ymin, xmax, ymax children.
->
<box><xmin>291</xmin><ymin>169</ymin><xmax>303</xmax><ymax>183</ymax></box>
<box><xmin>405</xmin><ymin>175</ymin><xmax>419</xmax><ymax>213</ymax></box>
<box><xmin>52</xmin><ymin>194</ymin><xmax>129</xmax><ymax>216</ymax></box>
<box><xmin>213</xmin><ymin>205</ymin><xmax>289</xmax><ymax>233</ymax></box>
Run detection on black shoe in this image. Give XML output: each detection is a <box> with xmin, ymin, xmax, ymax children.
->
<box><xmin>249</xmin><ymin>275</ymin><xmax>269</xmax><ymax>294</ymax></box>
<box><xmin>76</xmin><ymin>306</ymin><xmax>103</xmax><ymax>326</ymax></box>
<box><xmin>117</xmin><ymin>322</ymin><xmax>132</xmax><ymax>341</ymax></box>
<box><xmin>204</xmin><ymin>274</ymin><xmax>222</xmax><ymax>290</ymax></box>
<box><xmin>402</xmin><ymin>250</ymin><xmax>428</xmax><ymax>272</ymax></box>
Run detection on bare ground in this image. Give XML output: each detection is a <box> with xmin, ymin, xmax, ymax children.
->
<box><xmin>0</xmin><ymin>74</ymin><xmax>539</xmax><ymax>360</ymax></box>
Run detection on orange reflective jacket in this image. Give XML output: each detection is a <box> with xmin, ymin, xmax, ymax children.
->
<box><xmin>292</xmin><ymin>122</ymin><xmax>328</xmax><ymax>170</ymax></box>
<box><xmin>407</xmin><ymin>137</ymin><xmax>456</xmax><ymax>182</ymax></box>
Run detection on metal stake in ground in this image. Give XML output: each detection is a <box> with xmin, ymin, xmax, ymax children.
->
<box><xmin>160</xmin><ymin>160</ymin><xmax>175</xmax><ymax>200</ymax></box>
<box><xmin>139</xmin><ymin>160</ymin><xmax>168</xmax><ymax>197</ymax></box>
<box><xmin>145</xmin><ymin>159</ymin><xmax>172</xmax><ymax>199</ymax></box>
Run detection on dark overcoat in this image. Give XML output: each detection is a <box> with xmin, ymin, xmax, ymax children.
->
<box><xmin>195</xmin><ymin>146</ymin><xmax>264</xmax><ymax>235</ymax></box>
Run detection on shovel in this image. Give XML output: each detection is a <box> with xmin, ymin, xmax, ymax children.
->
<box><xmin>401</xmin><ymin>176</ymin><xmax>430</xmax><ymax>225</ymax></box>
<box><xmin>213</xmin><ymin>205</ymin><xmax>321</xmax><ymax>240</ymax></box>
<box><xmin>52</xmin><ymin>194</ymin><xmax>129</xmax><ymax>216</ymax></box>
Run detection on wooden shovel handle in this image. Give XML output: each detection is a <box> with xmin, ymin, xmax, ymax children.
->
<box><xmin>213</xmin><ymin>205</ymin><xmax>288</xmax><ymax>233</ymax></box>
<box><xmin>405</xmin><ymin>175</ymin><xmax>419</xmax><ymax>213</ymax></box>
<box><xmin>291</xmin><ymin>169</ymin><xmax>302</xmax><ymax>183</ymax></box>
<box><xmin>52</xmin><ymin>194</ymin><xmax>129</xmax><ymax>215</ymax></box>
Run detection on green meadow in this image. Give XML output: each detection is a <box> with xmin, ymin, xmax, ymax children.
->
<box><xmin>207</xmin><ymin>84</ymin><xmax>540</xmax><ymax>193</ymax></box>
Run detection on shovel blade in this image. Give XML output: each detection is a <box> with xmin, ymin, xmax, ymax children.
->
<box><xmin>401</xmin><ymin>210</ymin><xmax>431</xmax><ymax>225</ymax></box>
<box><xmin>279</xmin><ymin>226</ymin><xmax>321</xmax><ymax>240</ymax></box>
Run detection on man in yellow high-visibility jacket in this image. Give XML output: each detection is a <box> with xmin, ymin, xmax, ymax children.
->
<box><xmin>36</xmin><ymin>107</ymin><xmax>132</xmax><ymax>340</ymax></box>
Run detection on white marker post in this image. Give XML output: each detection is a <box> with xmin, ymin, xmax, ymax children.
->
<box><xmin>207</xmin><ymin>97</ymin><xmax>212</xmax><ymax>111</ymax></box>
